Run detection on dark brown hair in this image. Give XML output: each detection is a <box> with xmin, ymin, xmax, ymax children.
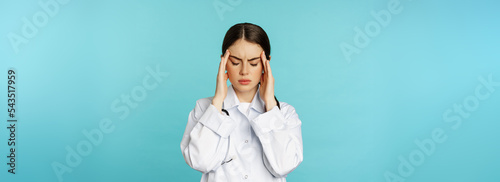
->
<box><xmin>222</xmin><ymin>23</ymin><xmax>271</xmax><ymax>60</ymax></box>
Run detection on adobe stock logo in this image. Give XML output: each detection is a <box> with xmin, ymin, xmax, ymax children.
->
<box><xmin>384</xmin><ymin>74</ymin><xmax>500</xmax><ymax>182</ymax></box>
<box><xmin>213</xmin><ymin>0</ymin><xmax>243</xmax><ymax>21</ymax></box>
<box><xmin>7</xmin><ymin>0</ymin><xmax>70</xmax><ymax>54</ymax></box>
<box><xmin>51</xmin><ymin>64</ymin><xmax>168</xmax><ymax>182</ymax></box>
<box><xmin>339</xmin><ymin>0</ymin><xmax>417</xmax><ymax>63</ymax></box>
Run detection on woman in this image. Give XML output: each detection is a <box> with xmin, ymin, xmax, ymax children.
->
<box><xmin>181</xmin><ymin>23</ymin><xmax>303</xmax><ymax>182</ymax></box>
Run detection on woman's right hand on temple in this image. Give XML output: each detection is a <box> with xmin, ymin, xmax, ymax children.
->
<box><xmin>212</xmin><ymin>50</ymin><xmax>230</xmax><ymax>112</ymax></box>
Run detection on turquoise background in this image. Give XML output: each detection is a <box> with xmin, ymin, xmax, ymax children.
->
<box><xmin>1</xmin><ymin>0</ymin><xmax>499</xmax><ymax>181</ymax></box>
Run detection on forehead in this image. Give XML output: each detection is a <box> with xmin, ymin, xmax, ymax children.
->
<box><xmin>228</xmin><ymin>39</ymin><xmax>262</xmax><ymax>58</ymax></box>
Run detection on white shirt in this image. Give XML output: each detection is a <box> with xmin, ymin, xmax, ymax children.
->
<box><xmin>239</xmin><ymin>102</ymin><xmax>251</xmax><ymax>117</ymax></box>
<box><xmin>181</xmin><ymin>84</ymin><xmax>303</xmax><ymax>182</ymax></box>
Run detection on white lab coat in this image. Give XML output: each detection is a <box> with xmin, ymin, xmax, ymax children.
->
<box><xmin>180</xmin><ymin>84</ymin><xmax>303</xmax><ymax>182</ymax></box>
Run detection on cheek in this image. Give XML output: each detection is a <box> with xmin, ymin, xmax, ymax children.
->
<box><xmin>226</xmin><ymin>66</ymin><xmax>237</xmax><ymax>78</ymax></box>
<box><xmin>251</xmin><ymin>67</ymin><xmax>263</xmax><ymax>77</ymax></box>
<box><xmin>255</xmin><ymin>66</ymin><xmax>263</xmax><ymax>73</ymax></box>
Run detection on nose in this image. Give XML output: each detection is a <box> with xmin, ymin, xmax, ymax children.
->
<box><xmin>239</xmin><ymin>63</ymin><xmax>249</xmax><ymax>75</ymax></box>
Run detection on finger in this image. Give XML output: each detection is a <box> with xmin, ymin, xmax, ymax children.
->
<box><xmin>223</xmin><ymin>50</ymin><xmax>230</xmax><ymax>72</ymax></box>
<box><xmin>218</xmin><ymin>51</ymin><xmax>227</xmax><ymax>74</ymax></box>
<box><xmin>219</xmin><ymin>50</ymin><xmax>230</xmax><ymax>75</ymax></box>
<box><xmin>260</xmin><ymin>51</ymin><xmax>267</xmax><ymax>73</ymax></box>
<box><xmin>266</xmin><ymin>59</ymin><xmax>273</xmax><ymax>77</ymax></box>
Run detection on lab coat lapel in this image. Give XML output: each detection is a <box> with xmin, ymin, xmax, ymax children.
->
<box><xmin>223</xmin><ymin>85</ymin><xmax>239</xmax><ymax>110</ymax></box>
<box><xmin>223</xmin><ymin>84</ymin><xmax>265</xmax><ymax>114</ymax></box>
<box><xmin>250</xmin><ymin>84</ymin><xmax>265</xmax><ymax>114</ymax></box>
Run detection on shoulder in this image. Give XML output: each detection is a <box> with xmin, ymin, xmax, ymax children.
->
<box><xmin>195</xmin><ymin>96</ymin><xmax>214</xmax><ymax>108</ymax></box>
<box><xmin>278</xmin><ymin>101</ymin><xmax>295</xmax><ymax>111</ymax></box>
<box><xmin>277</xmin><ymin>101</ymin><xmax>299</xmax><ymax>118</ymax></box>
<box><xmin>190</xmin><ymin>96</ymin><xmax>214</xmax><ymax>118</ymax></box>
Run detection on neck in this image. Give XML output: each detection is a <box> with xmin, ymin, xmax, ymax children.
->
<box><xmin>234</xmin><ymin>85</ymin><xmax>258</xmax><ymax>103</ymax></box>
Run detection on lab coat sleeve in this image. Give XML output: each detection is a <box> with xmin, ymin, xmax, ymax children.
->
<box><xmin>250</xmin><ymin>102</ymin><xmax>303</xmax><ymax>177</ymax></box>
<box><xmin>180</xmin><ymin>98</ymin><xmax>236</xmax><ymax>173</ymax></box>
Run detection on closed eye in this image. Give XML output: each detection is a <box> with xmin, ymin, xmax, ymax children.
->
<box><xmin>231</xmin><ymin>62</ymin><xmax>240</xmax><ymax>66</ymax></box>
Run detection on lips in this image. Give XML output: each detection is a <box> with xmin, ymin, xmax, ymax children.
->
<box><xmin>238</xmin><ymin>79</ymin><xmax>251</xmax><ymax>85</ymax></box>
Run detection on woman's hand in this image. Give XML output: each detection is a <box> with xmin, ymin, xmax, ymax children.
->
<box><xmin>212</xmin><ymin>50</ymin><xmax>230</xmax><ymax>113</ymax></box>
<box><xmin>259</xmin><ymin>51</ymin><xmax>277</xmax><ymax>112</ymax></box>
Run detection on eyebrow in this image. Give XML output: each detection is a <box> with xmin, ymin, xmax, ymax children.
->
<box><xmin>230</xmin><ymin>56</ymin><xmax>260</xmax><ymax>62</ymax></box>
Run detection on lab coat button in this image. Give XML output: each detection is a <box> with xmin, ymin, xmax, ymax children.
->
<box><xmin>244</xmin><ymin>175</ymin><xmax>248</xmax><ymax>179</ymax></box>
<box><xmin>245</xmin><ymin>140</ymin><xmax>248</xmax><ymax>143</ymax></box>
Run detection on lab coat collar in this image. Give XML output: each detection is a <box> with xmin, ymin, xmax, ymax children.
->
<box><xmin>223</xmin><ymin>84</ymin><xmax>265</xmax><ymax>114</ymax></box>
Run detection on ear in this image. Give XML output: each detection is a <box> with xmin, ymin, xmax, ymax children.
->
<box><xmin>268</xmin><ymin>55</ymin><xmax>271</xmax><ymax>62</ymax></box>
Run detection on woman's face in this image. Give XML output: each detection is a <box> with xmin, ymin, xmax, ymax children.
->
<box><xmin>226</xmin><ymin>39</ymin><xmax>264</xmax><ymax>94</ymax></box>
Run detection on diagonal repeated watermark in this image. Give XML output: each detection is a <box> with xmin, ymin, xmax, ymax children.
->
<box><xmin>384</xmin><ymin>73</ymin><xmax>500</xmax><ymax>182</ymax></box>
<box><xmin>7</xmin><ymin>0</ymin><xmax>71</xmax><ymax>54</ymax></box>
<box><xmin>213</xmin><ymin>0</ymin><xmax>244</xmax><ymax>21</ymax></box>
<box><xmin>50</xmin><ymin>64</ymin><xmax>169</xmax><ymax>182</ymax></box>
<box><xmin>339</xmin><ymin>0</ymin><xmax>417</xmax><ymax>63</ymax></box>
